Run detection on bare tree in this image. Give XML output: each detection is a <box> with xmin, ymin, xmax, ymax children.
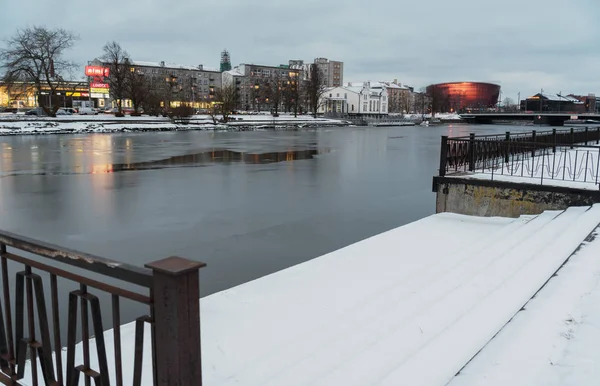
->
<box><xmin>282</xmin><ymin>74</ymin><xmax>301</xmax><ymax>117</ymax></box>
<box><xmin>102</xmin><ymin>41</ymin><xmax>129</xmax><ymax>116</ymax></box>
<box><xmin>502</xmin><ymin>97</ymin><xmax>516</xmax><ymax>112</ymax></box>
<box><xmin>399</xmin><ymin>89</ymin><xmax>412</xmax><ymax>114</ymax></box>
<box><xmin>306</xmin><ymin>64</ymin><xmax>326</xmax><ymax>118</ymax></box>
<box><xmin>266</xmin><ymin>73</ymin><xmax>283</xmax><ymax>116</ymax></box>
<box><xmin>0</xmin><ymin>26</ymin><xmax>78</xmax><ymax>116</ymax></box>
<box><xmin>214</xmin><ymin>83</ymin><xmax>238</xmax><ymax>123</ymax></box>
<box><xmin>126</xmin><ymin>66</ymin><xmax>148</xmax><ymax>114</ymax></box>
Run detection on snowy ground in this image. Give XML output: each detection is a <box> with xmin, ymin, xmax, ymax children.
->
<box><xmin>464</xmin><ymin>146</ymin><xmax>600</xmax><ymax>190</ymax></box>
<box><xmin>19</xmin><ymin>205</ymin><xmax>600</xmax><ymax>385</ymax></box>
<box><xmin>0</xmin><ymin>114</ymin><xmax>347</xmax><ymax>135</ymax></box>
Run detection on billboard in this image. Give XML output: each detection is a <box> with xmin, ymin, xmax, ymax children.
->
<box><xmin>85</xmin><ymin>66</ymin><xmax>110</xmax><ymax>77</ymax></box>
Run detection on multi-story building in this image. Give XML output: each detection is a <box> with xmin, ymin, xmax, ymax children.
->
<box><xmin>289</xmin><ymin>58</ymin><xmax>344</xmax><ymax>88</ymax></box>
<box><xmin>232</xmin><ymin>63</ymin><xmax>301</xmax><ymax>112</ymax></box>
<box><xmin>318</xmin><ymin>82</ymin><xmax>388</xmax><ymax>116</ymax></box>
<box><xmin>381</xmin><ymin>80</ymin><xmax>414</xmax><ymax>114</ymax></box>
<box><xmin>314</xmin><ymin>58</ymin><xmax>343</xmax><ymax>87</ymax></box>
<box><xmin>89</xmin><ymin>58</ymin><xmax>222</xmax><ymax>109</ymax></box>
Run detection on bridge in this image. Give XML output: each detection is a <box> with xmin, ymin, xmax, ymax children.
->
<box><xmin>460</xmin><ymin>113</ymin><xmax>600</xmax><ymax>126</ymax></box>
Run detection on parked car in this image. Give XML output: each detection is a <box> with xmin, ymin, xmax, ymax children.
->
<box><xmin>78</xmin><ymin>107</ymin><xmax>98</xmax><ymax>115</ymax></box>
<box><xmin>55</xmin><ymin>108</ymin><xmax>72</xmax><ymax>115</ymax></box>
<box><xmin>63</xmin><ymin>108</ymin><xmax>78</xmax><ymax>114</ymax></box>
<box><xmin>25</xmin><ymin>107</ymin><xmax>47</xmax><ymax>116</ymax></box>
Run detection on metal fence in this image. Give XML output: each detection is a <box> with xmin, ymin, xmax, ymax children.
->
<box><xmin>0</xmin><ymin>231</ymin><xmax>205</xmax><ymax>386</ymax></box>
<box><xmin>440</xmin><ymin>127</ymin><xmax>600</xmax><ymax>181</ymax></box>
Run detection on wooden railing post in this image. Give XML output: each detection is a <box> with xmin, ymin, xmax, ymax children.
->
<box><xmin>439</xmin><ymin>136</ymin><xmax>448</xmax><ymax>177</ymax></box>
<box><xmin>504</xmin><ymin>131</ymin><xmax>510</xmax><ymax>163</ymax></box>
<box><xmin>552</xmin><ymin>128</ymin><xmax>557</xmax><ymax>153</ymax></box>
<box><xmin>146</xmin><ymin>256</ymin><xmax>206</xmax><ymax>386</ymax></box>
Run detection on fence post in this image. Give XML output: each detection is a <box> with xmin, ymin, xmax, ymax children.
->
<box><xmin>439</xmin><ymin>136</ymin><xmax>448</xmax><ymax>177</ymax></box>
<box><xmin>597</xmin><ymin>127</ymin><xmax>599</xmax><ymax>145</ymax></box>
<box><xmin>146</xmin><ymin>256</ymin><xmax>206</xmax><ymax>386</ymax></box>
<box><xmin>531</xmin><ymin>130</ymin><xmax>536</xmax><ymax>158</ymax></box>
<box><xmin>468</xmin><ymin>133</ymin><xmax>475</xmax><ymax>172</ymax></box>
<box><xmin>570</xmin><ymin>127</ymin><xmax>574</xmax><ymax>149</ymax></box>
<box><xmin>504</xmin><ymin>131</ymin><xmax>510</xmax><ymax>163</ymax></box>
<box><xmin>585</xmin><ymin>126</ymin><xmax>589</xmax><ymax>145</ymax></box>
<box><xmin>552</xmin><ymin>128</ymin><xmax>557</xmax><ymax>153</ymax></box>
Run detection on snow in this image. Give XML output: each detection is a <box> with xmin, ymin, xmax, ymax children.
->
<box><xmin>465</xmin><ymin>146</ymin><xmax>600</xmax><ymax>190</ymax></box>
<box><xmin>448</xmin><ymin>220</ymin><xmax>600</xmax><ymax>385</ymax></box>
<box><xmin>0</xmin><ymin>114</ymin><xmax>346</xmax><ymax>135</ymax></box>
<box><xmin>19</xmin><ymin>206</ymin><xmax>600</xmax><ymax>385</ymax></box>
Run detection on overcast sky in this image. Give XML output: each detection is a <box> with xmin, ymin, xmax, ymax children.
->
<box><xmin>2</xmin><ymin>0</ymin><xmax>599</xmax><ymax>102</ymax></box>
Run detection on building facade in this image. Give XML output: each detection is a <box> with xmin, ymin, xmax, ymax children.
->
<box><xmin>314</xmin><ymin>58</ymin><xmax>344</xmax><ymax>87</ymax></box>
<box><xmin>381</xmin><ymin>80</ymin><xmax>414</xmax><ymax>114</ymax></box>
<box><xmin>426</xmin><ymin>82</ymin><xmax>501</xmax><ymax>112</ymax></box>
<box><xmin>319</xmin><ymin>82</ymin><xmax>388</xmax><ymax>116</ymax></box>
<box><xmin>520</xmin><ymin>92</ymin><xmax>584</xmax><ymax>113</ymax></box>
<box><xmin>0</xmin><ymin>81</ymin><xmax>90</xmax><ymax>109</ymax></box>
<box><xmin>90</xmin><ymin>58</ymin><xmax>222</xmax><ymax>109</ymax></box>
<box><xmin>233</xmin><ymin>63</ymin><xmax>300</xmax><ymax>112</ymax></box>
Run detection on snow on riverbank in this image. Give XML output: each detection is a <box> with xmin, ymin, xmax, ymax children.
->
<box><xmin>449</xmin><ymin>226</ymin><xmax>600</xmax><ymax>386</ymax></box>
<box><xmin>20</xmin><ymin>206</ymin><xmax>600</xmax><ymax>385</ymax></box>
<box><xmin>0</xmin><ymin>114</ymin><xmax>347</xmax><ymax>135</ymax></box>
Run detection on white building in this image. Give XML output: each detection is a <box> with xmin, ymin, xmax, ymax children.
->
<box><xmin>319</xmin><ymin>82</ymin><xmax>388</xmax><ymax>116</ymax></box>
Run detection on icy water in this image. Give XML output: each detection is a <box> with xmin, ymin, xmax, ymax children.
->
<box><xmin>0</xmin><ymin>123</ymin><xmax>537</xmax><ymax>326</ymax></box>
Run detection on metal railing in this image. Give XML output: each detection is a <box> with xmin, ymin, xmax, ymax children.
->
<box><xmin>440</xmin><ymin>127</ymin><xmax>600</xmax><ymax>179</ymax></box>
<box><xmin>0</xmin><ymin>231</ymin><xmax>205</xmax><ymax>386</ymax></box>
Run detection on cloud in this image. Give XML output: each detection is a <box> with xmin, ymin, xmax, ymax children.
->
<box><xmin>1</xmin><ymin>0</ymin><xmax>599</xmax><ymax>99</ymax></box>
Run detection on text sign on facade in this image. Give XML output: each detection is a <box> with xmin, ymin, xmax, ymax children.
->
<box><xmin>90</xmin><ymin>82</ymin><xmax>109</xmax><ymax>89</ymax></box>
<box><xmin>90</xmin><ymin>88</ymin><xmax>110</xmax><ymax>94</ymax></box>
<box><xmin>85</xmin><ymin>66</ymin><xmax>110</xmax><ymax>77</ymax></box>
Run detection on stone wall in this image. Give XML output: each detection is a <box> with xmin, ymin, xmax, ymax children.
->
<box><xmin>433</xmin><ymin>176</ymin><xmax>600</xmax><ymax>217</ymax></box>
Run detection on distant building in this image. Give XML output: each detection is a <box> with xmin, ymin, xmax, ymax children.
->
<box><xmin>381</xmin><ymin>80</ymin><xmax>414</xmax><ymax>114</ymax></box>
<box><xmin>220</xmin><ymin>50</ymin><xmax>232</xmax><ymax>72</ymax></box>
<box><xmin>90</xmin><ymin>58</ymin><xmax>222</xmax><ymax>109</ymax></box>
<box><xmin>233</xmin><ymin>63</ymin><xmax>300</xmax><ymax>111</ymax></box>
<box><xmin>520</xmin><ymin>92</ymin><xmax>584</xmax><ymax>113</ymax></box>
<box><xmin>426</xmin><ymin>82</ymin><xmax>501</xmax><ymax>112</ymax></box>
<box><xmin>318</xmin><ymin>81</ymin><xmax>388</xmax><ymax>116</ymax></box>
<box><xmin>0</xmin><ymin>81</ymin><xmax>89</xmax><ymax>109</ymax></box>
<box><xmin>314</xmin><ymin>58</ymin><xmax>344</xmax><ymax>87</ymax></box>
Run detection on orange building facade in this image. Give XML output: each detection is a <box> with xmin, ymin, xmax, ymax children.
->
<box><xmin>426</xmin><ymin>82</ymin><xmax>501</xmax><ymax>112</ymax></box>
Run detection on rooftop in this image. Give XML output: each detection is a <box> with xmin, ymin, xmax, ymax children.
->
<box><xmin>131</xmin><ymin>60</ymin><xmax>219</xmax><ymax>72</ymax></box>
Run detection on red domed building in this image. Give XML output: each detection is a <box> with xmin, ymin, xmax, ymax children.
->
<box><xmin>426</xmin><ymin>82</ymin><xmax>500</xmax><ymax>113</ymax></box>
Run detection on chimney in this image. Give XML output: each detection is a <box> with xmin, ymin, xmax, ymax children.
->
<box><xmin>160</xmin><ymin>61</ymin><xmax>165</xmax><ymax>67</ymax></box>
<box><xmin>198</xmin><ymin>64</ymin><xmax>203</xmax><ymax>70</ymax></box>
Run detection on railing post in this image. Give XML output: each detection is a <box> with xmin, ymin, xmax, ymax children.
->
<box><xmin>504</xmin><ymin>131</ymin><xmax>510</xmax><ymax>163</ymax></box>
<box><xmin>439</xmin><ymin>136</ymin><xmax>448</xmax><ymax>177</ymax></box>
<box><xmin>585</xmin><ymin>126</ymin><xmax>589</xmax><ymax>145</ymax></box>
<box><xmin>531</xmin><ymin>130</ymin><xmax>536</xmax><ymax>158</ymax></box>
<box><xmin>468</xmin><ymin>133</ymin><xmax>475</xmax><ymax>172</ymax></box>
<box><xmin>146</xmin><ymin>256</ymin><xmax>206</xmax><ymax>386</ymax></box>
<box><xmin>570</xmin><ymin>127</ymin><xmax>575</xmax><ymax>149</ymax></box>
<box><xmin>597</xmin><ymin>127</ymin><xmax>599</xmax><ymax>145</ymax></box>
<box><xmin>552</xmin><ymin>128</ymin><xmax>557</xmax><ymax>153</ymax></box>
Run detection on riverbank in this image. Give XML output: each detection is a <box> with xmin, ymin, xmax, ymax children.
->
<box><xmin>0</xmin><ymin>113</ymin><xmax>349</xmax><ymax>135</ymax></box>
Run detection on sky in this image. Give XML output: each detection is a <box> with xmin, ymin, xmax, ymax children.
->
<box><xmin>1</xmin><ymin>0</ymin><xmax>599</xmax><ymax>102</ymax></box>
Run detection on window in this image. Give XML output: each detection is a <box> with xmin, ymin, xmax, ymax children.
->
<box><xmin>329</xmin><ymin>93</ymin><xmax>332</xmax><ymax>97</ymax></box>
<box><xmin>336</xmin><ymin>93</ymin><xmax>339</xmax><ymax>97</ymax></box>
<box><xmin>344</xmin><ymin>93</ymin><xmax>347</xmax><ymax>99</ymax></box>
<box><xmin>383</xmin><ymin>96</ymin><xmax>387</xmax><ymax>101</ymax></box>
<box><xmin>363</xmin><ymin>94</ymin><xmax>367</xmax><ymax>100</ymax></box>
<box><xmin>352</xmin><ymin>104</ymin><xmax>354</xmax><ymax>111</ymax></box>
<box><xmin>363</xmin><ymin>102</ymin><xmax>367</xmax><ymax>111</ymax></box>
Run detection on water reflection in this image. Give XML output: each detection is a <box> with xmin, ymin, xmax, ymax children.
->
<box><xmin>0</xmin><ymin>148</ymin><xmax>329</xmax><ymax>176</ymax></box>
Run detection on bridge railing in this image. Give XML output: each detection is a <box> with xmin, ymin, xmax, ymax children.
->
<box><xmin>0</xmin><ymin>231</ymin><xmax>205</xmax><ymax>386</ymax></box>
<box><xmin>440</xmin><ymin>127</ymin><xmax>600</xmax><ymax>177</ymax></box>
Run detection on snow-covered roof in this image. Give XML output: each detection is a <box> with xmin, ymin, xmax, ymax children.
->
<box><xmin>224</xmin><ymin>69</ymin><xmax>244</xmax><ymax>77</ymax></box>
<box><xmin>131</xmin><ymin>61</ymin><xmax>219</xmax><ymax>72</ymax></box>
<box><xmin>536</xmin><ymin>92</ymin><xmax>584</xmax><ymax>104</ymax></box>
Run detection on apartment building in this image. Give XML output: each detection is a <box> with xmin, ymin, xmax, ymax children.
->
<box><xmin>314</xmin><ymin>58</ymin><xmax>344</xmax><ymax>87</ymax></box>
<box><xmin>233</xmin><ymin>63</ymin><xmax>300</xmax><ymax>111</ymax></box>
<box><xmin>89</xmin><ymin>58</ymin><xmax>222</xmax><ymax>109</ymax></box>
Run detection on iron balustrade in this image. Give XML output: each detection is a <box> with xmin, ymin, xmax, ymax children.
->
<box><xmin>440</xmin><ymin>127</ymin><xmax>600</xmax><ymax>181</ymax></box>
<box><xmin>0</xmin><ymin>231</ymin><xmax>205</xmax><ymax>386</ymax></box>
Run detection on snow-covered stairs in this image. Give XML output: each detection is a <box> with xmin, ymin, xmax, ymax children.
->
<box><xmin>44</xmin><ymin>205</ymin><xmax>600</xmax><ymax>386</ymax></box>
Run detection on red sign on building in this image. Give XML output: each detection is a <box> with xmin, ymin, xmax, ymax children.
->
<box><xmin>90</xmin><ymin>82</ymin><xmax>109</xmax><ymax>89</ymax></box>
<box><xmin>85</xmin><ymin>66</ymin><xmax>110</xmax><ymax>77</ymax></box>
